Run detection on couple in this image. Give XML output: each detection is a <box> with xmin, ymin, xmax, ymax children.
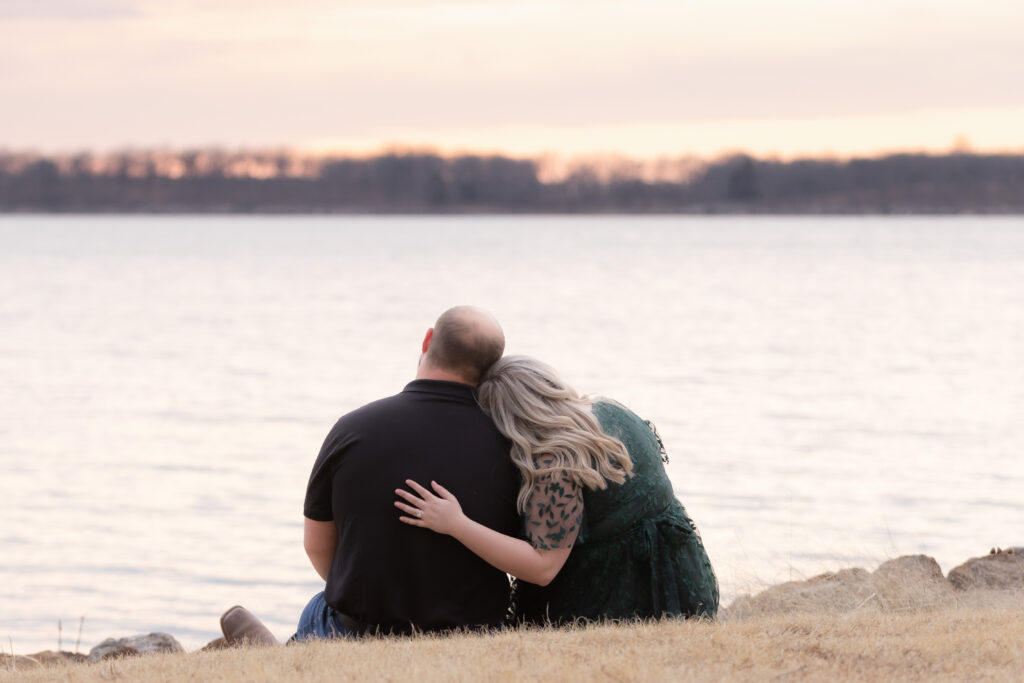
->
<box><xmin>222</xmin><ymin>306</ymin><xmax>717</xmax><ymax>644</ymax></box>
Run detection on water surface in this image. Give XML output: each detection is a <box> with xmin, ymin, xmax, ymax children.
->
<box><xmin>1</xmin><ymin>215</ymin><xmax>1022</xmax><ymax>651</ymax></box>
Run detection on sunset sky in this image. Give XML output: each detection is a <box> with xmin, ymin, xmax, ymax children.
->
<box><xmin>3</xmin><ymin>0</ymin><xmax>1023</xmax><ymax>159</ymax></box>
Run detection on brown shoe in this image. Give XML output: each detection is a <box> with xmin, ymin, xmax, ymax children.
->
<box><xmin>220</xmin><ymin>606</ymin><xmax>279</xmax><ymax>647</ymax></box>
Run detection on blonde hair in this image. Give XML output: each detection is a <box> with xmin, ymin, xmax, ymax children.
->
<box><xmin>475</xmin><ymin>355</ymin><xmax>633</xmax><ymax>512</ymax></box>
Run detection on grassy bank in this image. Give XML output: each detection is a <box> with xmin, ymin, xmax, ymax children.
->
<box><xmin>3</xmin><ymin>605</ymin><xmax>1023</xmax><ymax>682</ymax></box>
<box><xmin>5</xmin><ymin>557</ymin><xmax>1022</xmax><ymax>681</ymax></box>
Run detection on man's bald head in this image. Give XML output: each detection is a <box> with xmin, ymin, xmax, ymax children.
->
<box><xmin>422</xmin><ymin>306</ymin><xmax>505</xmax><ymax>385</ymax></box>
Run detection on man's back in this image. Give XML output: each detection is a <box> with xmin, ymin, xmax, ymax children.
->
<box><xmin>304</xmin><ymin>379</ymin><xmax>520</xmax><ymax>632</ymax></box>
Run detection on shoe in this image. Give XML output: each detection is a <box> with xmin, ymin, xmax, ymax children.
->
<box><xmin>220</xmin><ymin>605</ymin><xmax>279</xmax><ymax>647</ymax></box>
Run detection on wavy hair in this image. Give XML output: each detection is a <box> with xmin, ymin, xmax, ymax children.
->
<box><xmin>475</xmin><ymin>355</ymin><xmax>633</xmax><ymax>512</ymax></box>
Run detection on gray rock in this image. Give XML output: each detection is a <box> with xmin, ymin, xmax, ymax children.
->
<box><xmin>947</xmin><ymin>547</ymin><xmax>1024</xmax><ymax>591</ymax></box>
<box><xmin>97</xmin><ymin>645</ymin><xmax>139</xmax><ymax>660</ymax></box>
<box><xmin>87</xmin><ymin>633</ymin><xmax>184</xmax><ymax>662</ymax></box>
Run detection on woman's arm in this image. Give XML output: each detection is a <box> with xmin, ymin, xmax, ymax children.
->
<box><xmin>395</xmin><ymin>480</ymin><xmax>573</xmax><ymax>586</ymax></box>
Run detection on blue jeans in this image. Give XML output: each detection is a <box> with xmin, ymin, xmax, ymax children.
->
<box><xmin>291</xmin><ymin>591</ymin><xmax>354</xmax><ymax>642</ymax></box>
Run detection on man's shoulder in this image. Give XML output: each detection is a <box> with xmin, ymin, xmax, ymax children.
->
<box><xmin>329</xmin><ymin>384</ymin><xmax>487</xmax><ymax>431</ymax></box>
<box><xmin>346</xmin><ymin>391</ymin><xmax>406</xmax><ymax>416</ymax></box>
<box><xmin>328</xmin><ymin>391</ymin><xmax>406</xmax><ymax>431</ymax></box>
<box><xmin>320</xmin><ymin>381</ymin><xmax>507</xmax><ymax>458</ymax></box>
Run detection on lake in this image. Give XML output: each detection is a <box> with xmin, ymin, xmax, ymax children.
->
<box><xmin>1</xmin><ymin>214</ymin><xmax>1022</xmax><ymax>652</ymax></box>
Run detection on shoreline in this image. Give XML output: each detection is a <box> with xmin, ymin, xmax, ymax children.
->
<box><xmin>3</xmin><ymin>608</ymin><xmax>1022</xmax><ymax>682</ymax></box>
<box><xmin>3</xmin><ymin>547</ymin><xmax>1022</xmax><ymax>679</ymax></box>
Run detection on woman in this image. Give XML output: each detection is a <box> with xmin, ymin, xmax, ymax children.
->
<box><xmin>394</xmin><ymin>355</ymin><xmax>718</xmax><ymax>624</ymax></box>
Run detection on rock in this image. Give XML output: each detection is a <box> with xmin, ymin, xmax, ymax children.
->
<box><xmin>869</xmin><ymin>554</ymin><xmax>953</xmax><ymax>610</ymax></box>
<box><xmin>804</xmin><ymin>567</ymin><xmax>872</xmax><ymax>586</ymax></box>
<box><xmin>874</xmin><ymin>554</ymin><xmax>945</xmax><ymax>582</ymax></box>
<box><xmin>0</xmin><ymin>654</ymin><xmax>42</xmax><ymax>670</ymax></box>
<box><xmin>723</xmin><ymin>554</ymin><xmax>955</xmax><ymax>618</ymax></box>
<box><xmin>98</xmin><ymin>646</ymin><xmax>140</xmax><ymax>660</ymax></box>
<box><xmin>24</xmin><ymin>650</ymin><xmax>89</xmax><ymax>666</ymax></box>
<box><xmin>87</xmin><ymin>633</ymin><xmax>184</xmax><ymax>662</ymax></box>
<box><xmin>201</xmin><ymin>637</ymin><xmax>232</xmax><ymax>651</ymax></box>
<box><xmin>724</xmin><ymin>567</ymin><xmax>873</xmax><ymax>618</ymax></box>
<box><xmin>947</xmin><ymin>547</ymin><xmax>1024</xmax><ymax>591</ymax></box>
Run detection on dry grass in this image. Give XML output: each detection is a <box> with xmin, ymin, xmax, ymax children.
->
<box><xmin>5</xmin><ymin>558</ymin><xmax>1022</xmax><ymax>682</ymax></box>
<box><xmin>3</xmin><ymin>603</ymin><xmax>1023</xmax><ymax>682</ymax></box>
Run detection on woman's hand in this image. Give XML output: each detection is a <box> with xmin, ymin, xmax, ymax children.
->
<box><xmin>396</xmin><ymin>478</ymin><xmax>572</xmax><ymax>586</ymax></box>
<box><xmin>394</xmin><ymin>479</ymin><xmax>466</xmax><ymax>536</ymax></box>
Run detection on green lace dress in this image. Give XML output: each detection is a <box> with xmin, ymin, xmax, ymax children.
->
<box><xmin>512</xmin><ymin>401</ymin><xmax>719</xmax><ymax>624</ymax></box>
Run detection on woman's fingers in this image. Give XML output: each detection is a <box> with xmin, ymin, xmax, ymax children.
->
<box><xmin>394</xmin><ymin>500</ymin><xmax>421</xmax><ymax>516</ymax></box>
<box><xmin>430</xmin><ymin>480</ymin><xmax>455</xmax><ymax>500</ymax></box>
<box><xmin>394</xmin><ymin>488</ymin><xmax>422</xmax><ymax>504</ymax></box>
<box><xmin>405</xmin><ymin>479</ymin><xmax>435</xmax><ymax>499</ymax></box>
<box><xmin>396</xmin><ymin>480</ymin><xmax>454</xmax><ymax>534</ymax></box>
<box><xmin>395</xmin><ymin>479</ymin><xmax>461</xmax><ymax>536</ymax></box>
<box><xmin>395</xmin><ymin>500</ymin><xmax>430</xmax><ymax>528</ymax></box>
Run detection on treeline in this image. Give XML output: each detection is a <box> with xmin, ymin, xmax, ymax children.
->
<box><xmin>2</xmin><ymin>149</ymin><xmax>1023</xmax><ymax>213</ymax></box>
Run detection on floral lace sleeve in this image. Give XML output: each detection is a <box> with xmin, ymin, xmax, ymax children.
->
<box><xmin>522</xmin><ymin>456</ymin><xmax>583</xmax><ymax>550</ymax></box>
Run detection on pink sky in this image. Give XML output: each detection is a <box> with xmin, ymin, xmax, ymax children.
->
<box><xmin>3</xmin><ymin>0</ymin><xmax>1023</xmax><ymax>158</ymax></box>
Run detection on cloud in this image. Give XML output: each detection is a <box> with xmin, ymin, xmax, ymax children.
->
<box><xmin>0</xmin><ymin>0</ymin><xmax>140</xmax><ymax>20</ymax></box>
<box><xmin>2</xmin><ymin>0</ymin><xmax>1023</xmax><ymax>155</ymax></box>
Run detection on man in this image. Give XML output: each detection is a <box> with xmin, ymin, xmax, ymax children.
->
<box><xmin>294</xmin><ymin>305</ymin><xmax>520</xmax><ymax>638</ymax></box>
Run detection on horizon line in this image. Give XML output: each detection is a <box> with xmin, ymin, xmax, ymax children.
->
<box><xmin>4</xmin><ymin>142</ymin><xmax>1024</xmax><ymax>164</ymax></box>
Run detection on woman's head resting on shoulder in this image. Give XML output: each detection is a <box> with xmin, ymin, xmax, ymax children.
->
<box><xmin>478</xmin><ymin>354</ymin><xmax>581</xmax><ymax>409</ymax></box>
<box><xmin>476</xmin><ymin>355</ymin><xmax>633</xmax><ymax>511</ymax></box>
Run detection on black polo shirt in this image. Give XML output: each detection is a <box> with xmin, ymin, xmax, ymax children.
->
<box><xmin>304</xmin><ymin>379</ymin><xmax>521</xmax><ymax>633</ymax></box>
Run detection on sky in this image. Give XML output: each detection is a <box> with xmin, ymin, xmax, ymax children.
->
<box><xmin>3</xmin><ymin>0</ymin><xmax>1024</xmax><ymax>159</ymax></box>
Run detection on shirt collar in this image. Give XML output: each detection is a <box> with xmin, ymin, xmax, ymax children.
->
<box><xmin>402</xmin><ymin>379</ymin><xmax>477</xmax><ymax>400</ymax></box>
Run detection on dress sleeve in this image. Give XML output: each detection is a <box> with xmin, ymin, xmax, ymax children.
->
<box><xmin>521</xmin><ymin>456</ymin><xmax>583</xmax><ymax>550</ymax></box>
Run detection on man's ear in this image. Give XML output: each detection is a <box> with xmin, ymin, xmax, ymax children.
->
<box><xmin>421</xmin><ymin>328</ymin><xmax>434</xmax><ymax>354</ymax></box>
